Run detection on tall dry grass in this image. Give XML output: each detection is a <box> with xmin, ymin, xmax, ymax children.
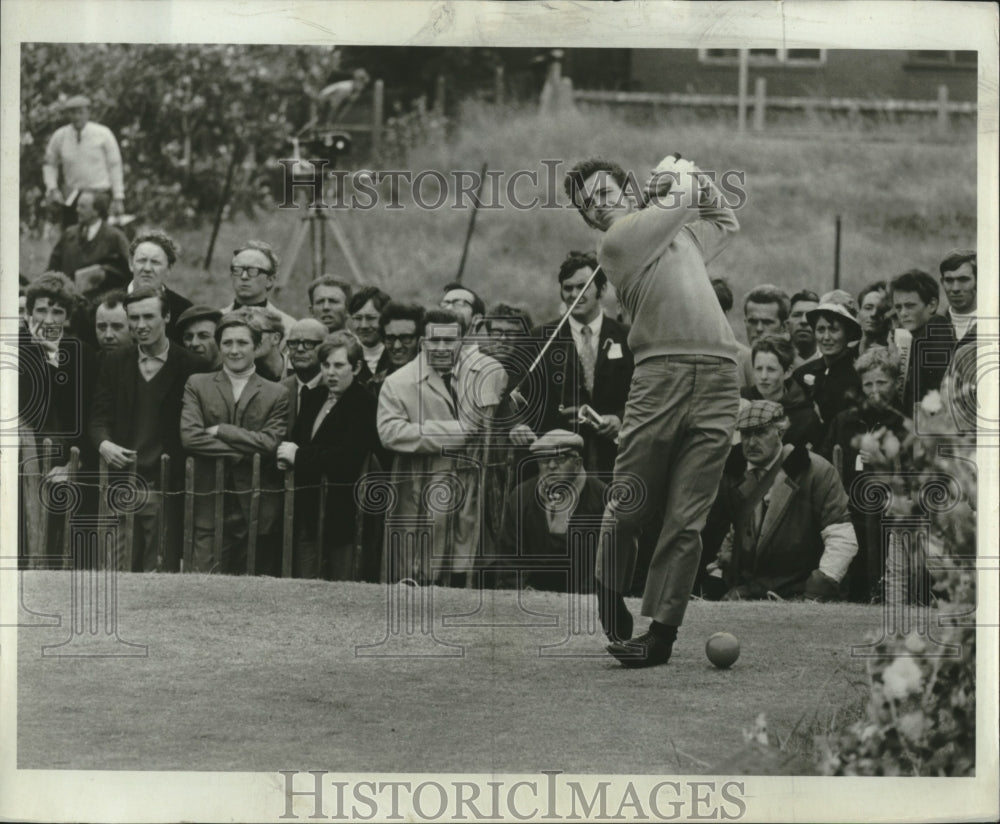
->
<box><xmin>20</xmin><ymin>101</ymin><xmax>976</xmax><ymax>339</ymax></box>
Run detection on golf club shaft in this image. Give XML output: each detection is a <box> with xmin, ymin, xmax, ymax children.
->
<box><xmin>513</xmin><ymin>263</ymin><xmax>605</xmax><ymax>395</ymax></box>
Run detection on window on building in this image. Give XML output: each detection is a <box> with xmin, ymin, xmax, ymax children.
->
<box><xmin>699</xmin><ymin>48</ymin><xmax>825</xmax><ymax>66</ymax></box>
<box><xmin>907</xmin><ymin>50</ymin><xmax>977</xmax><ymax>68</ymax></box>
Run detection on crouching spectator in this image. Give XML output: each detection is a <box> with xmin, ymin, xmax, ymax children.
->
<box><xmin>708</xmin><ymin>400</ymin><xmax>857</xmax><ymax>601</ymax></box>
<box><xmin>491</xmin><ymin>430</ymin><xmax>607</xmax><ymax>593</ymax></box>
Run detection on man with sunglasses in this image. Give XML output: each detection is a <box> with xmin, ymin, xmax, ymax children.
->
<box><xmin>218</xmin><ymin>240</ymin><xmax>296</xmax><ymax>339</ymax></box>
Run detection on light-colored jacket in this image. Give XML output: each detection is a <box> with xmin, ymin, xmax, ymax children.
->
<box><xmin>377</xmin><ymin>346</ymin><xmax>506</xmax><ymax>579</ymax></box>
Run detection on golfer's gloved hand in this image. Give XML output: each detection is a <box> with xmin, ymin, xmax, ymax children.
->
<box><xmin>644</xmin><ymin>154</ymin><xmax>696</xmax><ymax>205</ymax></box>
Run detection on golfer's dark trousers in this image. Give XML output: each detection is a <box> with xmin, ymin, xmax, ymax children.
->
<box><xmin>596</xmin><ymin>355</ymin><xmax>739</xmax><ymax>626</ymax></box>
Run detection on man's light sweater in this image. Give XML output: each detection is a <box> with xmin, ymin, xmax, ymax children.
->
<box><xmin>597</xmin><ymin>177</ymin><xmax>739</xmax><ymax>364</ymax></box>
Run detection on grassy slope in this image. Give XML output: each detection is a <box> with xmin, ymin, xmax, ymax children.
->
<box><xmin>18</xmin><ymin>571</ymin><xmax>876</xmax><ymax>774</ymax></box>
<box><xmin>19</xmin><ymin>103</ymin><xmax>975</xmax><ymax>338</ymax></box>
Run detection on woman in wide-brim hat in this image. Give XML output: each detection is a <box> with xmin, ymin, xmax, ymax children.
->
<box><xmin>792</xmin><ymin>302</ymin><xmax>864</xmax><ymax>429</ymax></box>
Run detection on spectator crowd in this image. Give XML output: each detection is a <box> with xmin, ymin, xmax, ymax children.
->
<box><xmin>18</xmin><ymin>108</ymin><xmax>979</xmax><ymax>608</ymax></box>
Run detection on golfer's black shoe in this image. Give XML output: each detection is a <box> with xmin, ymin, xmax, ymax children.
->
<box><xmin>606</xmin><ymin>631</ymin><xmax>674</xmax><ymax>669</ymax></box>
<box><xmin>597</xmin><ymin>586</ymin><xmax>633</xmax><ymax>644</ymax></box>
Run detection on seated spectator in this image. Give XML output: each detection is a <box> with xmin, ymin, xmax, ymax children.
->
<box><xmin>347</xmin><ymin>286</ymin><xmax>393</xmax><ymax>389</ymax></box>
<box><xmin>787</xmin><ymin>289</ymin><xmax>820</xmax><ymax>367</ymax></box>
<box><xmin>93</xmin><ymin>289</ymin><xmax>133</xmax><ymax>357</ymax></box>
<box><xmin>276</xmin><ymin>330</ymin><xmax>378</xmax><ymax>580</ymax></box>
<box><xmin>856</xmin><ymin>281</ymin><xmax>893</xmax><ymax>357</ymax></box>
<box><xmin>126</xmin><ymin>230</ymin><xmax>193</xmax><ymax>344</ymax></box>
<box><xmin>89</xmin><ymin>287</ymin><xmax>205</xmax><ymax>572</ymax></box>
<box><xmin>708</xmin><ymin>400</ymin><xmax>857</xmax><ymax>601</ymax></box>
<box><xmin>308</xmin><ymin>275</ymin><xmax>352</xmax><ymax>334</ymax></box>
<box><xmin>712</xmin><ymin>277</ymin><xmax>752</xmax><ymax>389</ymax></box>
<box><xmin>177</xmin><ymin>306</ymin><xmax>223</xmax><ymax>371</ymax></box>
<box><xmin>219</xmin><ymin>240</ymin><xmax>296</xmax><ymax>338</ymax></box>
<box><xmin>47</xmin><ymin>189</ymin><xmax>130</xmax><ymax>297</ymax></box>
<box><xmin>493</xmin><ymin>430</ymin><xmax>607</xmax><ymax>593</ymax></box>
<box><xmin>180</xmin><ymin>313</ymin><xmax>288</xmax><ymax>575</ymax></box>
<box><xmin>742</xmin><ymin>284</ymin><xmax>791</xmax><ymax>389</ymax></box>
<box><xmin>742</xmin><ymin>335</ymin><xmax>822</xmax><ymax>448</ymax></box>
<box><xmin>889</xmin><ymin>269</ymin><xmax>955</xmax><ymax>416</ymax></box>
<box><xmin>824</xmin><ymin>347</ymin><xmax>907</xmax><ymax>602</ymax></box>
<box><xmin>377</xmin><ymin>308</ymin><xmax>506</xmax><ymax>586</ymax></box>
<box><xmin>792</xmin><ymin>302</ymin><xmax>862</xmax><ymax>430</ymax></box>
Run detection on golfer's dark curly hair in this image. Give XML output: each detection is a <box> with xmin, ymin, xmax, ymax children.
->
<box><xmin>557</xmin><ymin>250</ymin><xmax>606</xmax><ymax>297</ymax></box>
<box><xmin>564</xmin><ymin>158</ymin><xmax>629</xmax><ymax>229</ymax></box>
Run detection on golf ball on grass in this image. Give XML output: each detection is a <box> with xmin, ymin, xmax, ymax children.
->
<box><xmin>706</xmin><ymin>632</ymin><xmax>740</xmax><ymax>668</ymax></box>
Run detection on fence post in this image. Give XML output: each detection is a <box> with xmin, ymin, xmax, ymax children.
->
<box><xmin>494</xmin><ymin>65</ymin><xmax>505</xmax><ymax>106</ymax></box>
<box><xmin>183</xmin><ymin>458</ymin><xmax>194</xmax><ymax>572</ymax></box>
<box><xmin>246</xmin><ymin>454</ymin><xmax>261</xmax><ymax>576</ymax></box>
<box><xmin>282</xmin><ymin>468</ymin><xmax>295</xmax><ymax>578</ymax></box>
<box><xmin>937</xmin><ymin>84</ymin><xmax>949</xmax><ymax>135</ymax></box>
<box><xmin>37</xmin><ymin>438</ymin><xmax>53</xmax><ymax>566</ymax></box>
<box><xmin>316</xmin><ymin>475</ymin><xmax>328</xmax><ymax>579</ymax></box>
<box><xmin>834</xmin><ymin>214</ymin><xmax>842</xmax><ymax>291</ymax></box>
<box><xmin>737</xmin><ymin>50</ymin><xmax>749</xmax><ymax>133</ymax></box>
<box><xmin>372</xmin><ymin>79</ymin><xmax>384</xmax><ymax>162</ymax></box>
<box><xmin>213</xmin><ymin>458</ymin><xmax>225</xmax><ymax>572</ymax></box>
<box><xmin>434</xmin><ymin>74</ymin><xmax>446</xmax><ymax>117</ymax></box>
<box><xmin>753</xmin><ymin>77</ymin><xmax>767</xmax><ymax>132</ymax></box>
<box><xmin>157</xmin><ymin>454</ymin><xmax>169</xmax><ymax>571</ymax></box>
<box><xmin>61</xmin><ymin>447</ymin><xmax>81</xmax><ymax>570</ymax></box>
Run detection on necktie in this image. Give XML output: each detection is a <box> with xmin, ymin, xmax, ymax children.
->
<box><xmin>750</xmin><ymin>467</ymin><xmax>769</xmax><ymax>540</ymax></box>
<box><xmin>299</xmin><ymin>384</ymin><xmax>315</xmax><ymax>414</ymax></box>
<box><xmin>579</xmin><ymin>325</ymin><xmax>597</xmax><ymax>395</ymax></box>
<box><xmin>442</xmin><ymin>373</ymin><xmax>459</xmax><ymax>413</ymax></box>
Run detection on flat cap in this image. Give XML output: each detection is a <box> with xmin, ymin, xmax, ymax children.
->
<box><xmin>176</xmin><ymin>305</ymin><xmax>223</xmax><ymax>330</ymax></box>
<box><xmin>806</xmin><ymin>302</ymin><xmax>862</xmax><ymax>340</ymax></box>
<box><xmin>735</xmin><ymin>400</ymin><xmax>786</xmax><ymax>432</ymax></box>
<box><xmin>529</xmin><ymin>429</ymin><xmax>585</xmax><ymax>456</ymax></box>
<box><xmin>64</xmin><ymin>95</ymin><xmax>91</xmax><ymax>109</ymax></box>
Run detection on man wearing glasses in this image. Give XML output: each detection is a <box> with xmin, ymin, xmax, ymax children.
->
<box><xmin>218</xmin><ymin>240</ymin><xmax>296</xmax><ymax>339</ymax></box>
<box><xmin>347</xmin><ymin>286</ymin><xmax>393</xmax><ymax>389</ymax></box>
<box><xmin>281</xmin><ymin>318</ymin><xmax>328</xmax><ymax>438</ymax></box>
<box><xmin>440</xmin><ymin>282</ymin><xmax>485</xmax><ymax>334</ymax></box>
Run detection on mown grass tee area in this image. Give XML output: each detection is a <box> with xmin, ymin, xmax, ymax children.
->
<box><xmin>18</xmin><ymin>571</ymin><xmax>879</xmax><ymax>773</ymax></box>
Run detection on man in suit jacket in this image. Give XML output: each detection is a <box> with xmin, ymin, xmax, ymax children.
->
<box><xmin>47</xmin><ymin>190</ymin><xmax>130</xmax><ymax>297</ymax></box>
<box><xmin>278</xmin><ymin>331</ymin><xmax>379</xmax><ymax>579</ymax></box>
<box><xmin>89</xmin><ymin>287</ymin><xmax>205</xmax><ymax>572</ymax></box>
<box><xmin>180</xmin><ymin>314</ymin><xmax>288</xmax><ymax>576</ymax></box>
<box><xmin>531</xmin><ymin>251</ymin><xmax>633</xmax><ymax>475</ymax></box>
<box><xmin>707</xmin><ymin>401</ymin><xmax>857</xmax><ymax>601</ymax></box>
<box><xmin>377</xmin><ymin>309</ymin><xmax>506</xmax><ymax>586</ymax></box>
<box><xmin>19</xmin><ymin>273</ymin><xmax>98</xmax><ymax>563</ymax></box>
<box><xmin>281</xmin><ymin>318</ymin><xmax>328</xmax><ymax>438</ymax></box>
<box><xmin>125</xmin><ymin>230</ymin><xmax>194</xmax><ymax>345</ymax></box>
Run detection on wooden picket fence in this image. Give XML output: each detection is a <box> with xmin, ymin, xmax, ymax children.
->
<box><xmin>22</xmin><ymin>438</ymin><xmax>382</xmax><ymax>579</ymax></box>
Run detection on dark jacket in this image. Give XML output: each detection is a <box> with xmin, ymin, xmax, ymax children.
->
<box><xmin>707</xmin><ymin>444</ymin><xmax>856</xmax><ymax>599</ymax></box>
<box><xmin>47</xmin><ymin>220</ymin><xmax>130</xmax><ymax>296</ymax></box>
<box><xmin>823</xmin><ymin>401</ymin><xmax>907</xmax><ymax>499</ymax></box>
<box><xmin>741</xmin><ymin>380</ymin><xmax>823</xmax><ymax>449</ymax></box>
<box><xmin>493</xmin><ymin>473</ymin><xmax>608</xmax><ymax>593</ymax></box>
<box><xmin>530</xmin><ymin>314</ymin><xmax>633</xmax><ymax>475</ymax></box>
<box><xmin>290</xmin><ymin>380</ymin><xmax>379</xmax><ymax>547</ymax></box>
<box><xmin>900</xmin><ymin>314</ymin><xmax>956</xmax><ymax>417</ymax></box>
<box><xmin>18</xmin><ymin>328</ymin><xmax>98</xmax><ymax>468</ymax></box>
<box><xmin>88</xmin><ymin>343</ymin><xmax>206</xmax><ymax>484</ymax></box>
<box><xmin>792</xmin><ymin>347</ymin><xmax>861</xmax><ymax>428</ymax></box>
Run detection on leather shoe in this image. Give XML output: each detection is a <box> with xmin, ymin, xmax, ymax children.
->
<box><xmin>597</xmin><ymin>586</ymin><xmax>633</xmax><ymax>644</ymax></box>
<box><xmin>607</xmin><ymin>631</ymin><xmax>673</xmax><ymax>669</ymax></box>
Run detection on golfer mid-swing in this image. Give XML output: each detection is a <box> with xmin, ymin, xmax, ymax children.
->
<box><xmin>564</xmin><ymin>154</ymin><xmax>741</xmax><ymax>668</ymax></box>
